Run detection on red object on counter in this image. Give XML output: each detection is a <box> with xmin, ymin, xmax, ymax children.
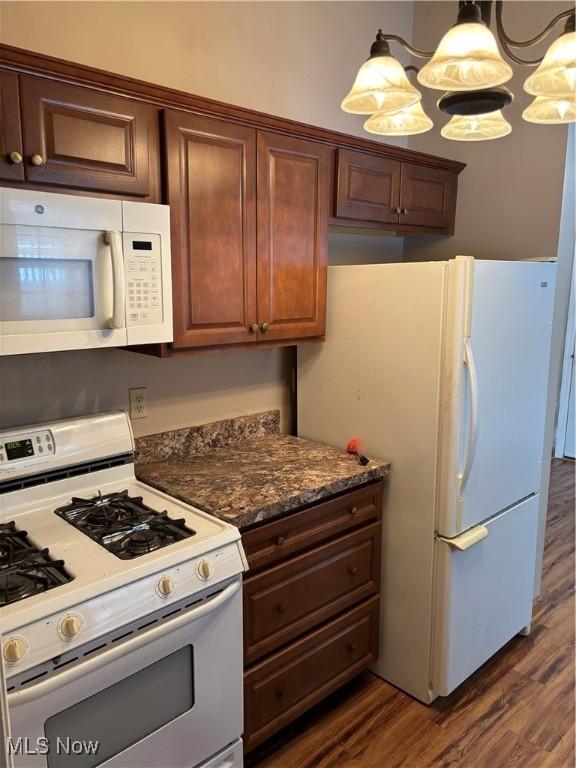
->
<box><xmin>346</xmin><ymin>438</ymin><xmax>360</xmax><ymax>455</ymax></box>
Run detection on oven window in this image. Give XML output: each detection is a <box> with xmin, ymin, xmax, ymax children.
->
<box><xmin>44</xmin><ymin>646</ymin><xmax>194</xmax><ymax>768</ymax></box>
<box><xmin>0</xmin><ymin>257</ymin><xmax>94</xmax><ymax>321</ymax></box>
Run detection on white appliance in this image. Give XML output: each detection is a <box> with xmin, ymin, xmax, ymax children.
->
<box><xmin>0</xmin><ymin>187</ymin><xmax>173</xmax><ymax>356</ymax></box>
<box><xmin>0</xmin><ymin>412</ymin><xmax>246</xmax><ymax>767</ymax></box>
<box><xmin>298</xmin><ymin>256</ymin><xmax>555</xmax><ymax>703</ymax></box>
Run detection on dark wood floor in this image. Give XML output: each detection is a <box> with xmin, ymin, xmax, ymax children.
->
<box><xmin>249</xmin><ymin>459</ymin><xmax>575</xmax><ymax>768</ymax></box>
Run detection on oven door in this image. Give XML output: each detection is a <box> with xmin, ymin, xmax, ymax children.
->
<box><xmin>0</xmin><ymin>222</ymin><xmax>127</xmax><ymax>356</ymax></box>
<box><xmin>7</xmin><ymin>579</ymin><xmax>243</xmax><ymax>768</ymax></box>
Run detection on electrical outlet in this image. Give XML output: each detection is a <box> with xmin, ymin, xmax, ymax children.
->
<box><xmin>129</xmin><ymin>387</ymin><xmax>148</xmax><ymax>420</ymax></box>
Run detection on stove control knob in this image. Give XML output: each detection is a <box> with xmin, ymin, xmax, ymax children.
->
<box><xmin>156</xmin><ymin>575</ymin><xmax>175</xmax><ymax>597</ymax></box>
<box><xmin>58</xmin><ymin>613</ymin><xmax>84</xmax><ymax>641</ymax></box>
<box><xmin>196</xmin><ymin>558</ymin><xmax>214</xmax><ymax>581</ymax></box>
<box><xmin>3</xmin><ymin>636</ymin><xmax>28</xmax><ymax>665</ymax></box>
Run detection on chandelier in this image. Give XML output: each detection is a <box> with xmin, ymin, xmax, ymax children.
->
<box><xmin>341</xmin><ymin>0</ymin><xmax>576</xmax><ymax>141</ymax></box>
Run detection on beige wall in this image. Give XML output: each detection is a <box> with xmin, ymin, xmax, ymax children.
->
<box><xmin>0</xmin><ymin>1</ymin><xmax>413</xmax><ymax>435</ymax></box>
<box><xmin>405</xmin><ymin>1</ymin><xmax>569</xmax><ymax>263</ymax></box>
<box><xmin>0</xmin><ymin>1</ymin><xmax>412</xmax><ymax>143</ymax></box>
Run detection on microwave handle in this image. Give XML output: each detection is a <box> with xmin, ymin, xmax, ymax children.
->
<box><xmin>7</xmin><ymin>580</ymin><xmax>240</xmax><ymax>709</ymax></box>
<box><xmin>103</xmin><ymin>231</ymin><xmax>126</xmax><ymax>329</ymax></box>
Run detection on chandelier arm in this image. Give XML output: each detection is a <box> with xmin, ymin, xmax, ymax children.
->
<box><xmin>404</xmin><ymin>65</ymin><xmax>420</xmax><ymax>75</ymax></box>
<box><xmin>377</xmin><ymin>33</ymin><xmax>434</xmax><ymax>60</ymax></box>
<box><xmin>495</xmin><ymin>0</ymin><xmax>573</xmax><ymax>48</ymax></box>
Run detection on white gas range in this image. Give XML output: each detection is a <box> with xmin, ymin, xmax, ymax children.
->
<box><xmin>0</xmin><ymin>412</ymin><xmax>246</xmax><ymax>768</ymax></box>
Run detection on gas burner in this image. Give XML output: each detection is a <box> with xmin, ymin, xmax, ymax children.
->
<box><xmin>124</xmin><ymin>529</ymin><xmax>163</xmax><ymax>556</ymax></box>
<box><xmin>0</xmin><ymin>522</ymin><xmax>72</xmax><ymax>607</ymax></box>
<box><xmin>55</xmin><ymin>490</ymin><xmax>196</xmax><ymax>560</ymax></box>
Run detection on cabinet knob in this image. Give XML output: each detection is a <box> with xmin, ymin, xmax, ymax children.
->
<box><xmin>347</xmin><ymin>643</ymin><xmax>358</xmax><ymax>652</ymax></box>
<box><xmin>276</xmin><ymin>603</ymin><xmax>286</xmax><ymax>614</ymax></box>
<box><xmin>8</xmin><ymin>151</ymin><xmax>23</xmax><ymax>165</ymax></box>
<box><xmin>349</xmin><ymin>506</ymin><xmax>358</xmax><ymax>516</ymax></box>
<box><xmin>275</xmin><ymin>535</ymin><xmax>285</xmax><ymax>546</ymax></box>
<box><xmin>260</xmin><ymin>322</ymin><xmax>270</xmax><ymax>333</ymax></box>
<box><xmin>249</xmin><ymin>323</ymin><xmax>259</xmax><ymax>333</ymax></box>
<box><xmin>402</xmin><ymin>208</ymin><xmax>409</xmax><ymax>215</ymax></box>
<box><xmin>30</xmin><ymin>154</ymin><xmax>46</xmax><ymax>166</ymax></box>
<box><xmin>394</xmin><ymin>206</ymin><xmax>402</xmax><ymax>215</ymax></box>
<box><xmin>348</xmin><ymin>567</ymin><xmax>359</xmax><ymax>577</ymax></box>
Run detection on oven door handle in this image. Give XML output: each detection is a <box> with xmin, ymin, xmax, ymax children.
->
<box><xmin>7</xmin><ymin>580</ymin><xmax>240</xmax><ymax>709</ymax></box>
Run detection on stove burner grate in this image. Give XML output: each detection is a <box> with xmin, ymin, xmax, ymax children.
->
<box><xmin>55</xmin><ymin>490</ymin><xmax>196</xmax><ymax>559</ymax></box>
<box><xmin>0</xmin><ymin>522</ymin><xmax>72</xmax><ymax>607</ymax></box>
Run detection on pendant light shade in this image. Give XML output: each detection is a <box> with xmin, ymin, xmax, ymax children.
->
<box><xmin>364</xmin><ymin>102</ymin><xmax>433</xmax><ymax>136</ymax></box>
<box><xmin>418</xmin><ymin>23</ymin><xmax>513</xmax><ymax>92</ymax></box>
<box><xmin>524</xmin><ymin>31</ymin><xmax>576</xmax><ymax>98</ymax></box>
<box><xmin>523</xmin><ymin>95</ymin><xmax>576</xmax><ymax>124</ymax></box>
<box><xmin>341</xmin><ymin>55</ymin><xmax>422</xmax><ymax>114</ymax></box>
<box><xmin>441</xmin><ymin>109</ymin><xmax>512</xmax><ymax>141</ymax></box>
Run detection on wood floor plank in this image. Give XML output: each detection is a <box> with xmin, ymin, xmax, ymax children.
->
<box><xmin>249</xmin><ymin>460</ymin><xmax>575</xmax><ymax>768</ymax></box>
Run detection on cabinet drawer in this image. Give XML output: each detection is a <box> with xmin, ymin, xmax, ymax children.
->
<box><xmin>244</xmin><ymin>595</ymin><xmax>379</xmax><ymax>751</ymax></box>
<box><xmin>244</xmin><ymin>522</ymin><xmax>381</xmax><ymax>663</ymax></box>
<box><xmin>242</xmin><ymin>481</ymin><xmax>383</xmax><ymax>571</ymax></box>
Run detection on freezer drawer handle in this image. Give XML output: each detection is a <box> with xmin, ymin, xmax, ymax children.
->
<box><xmin>439</xmin><ymin>525</ymin><xmax>488</xmax><ymax>551</ymax></box>
<box><xmin>458</xmin><ymin>338</ymin><xmax>480</xmax><ymax>494</ymax></box>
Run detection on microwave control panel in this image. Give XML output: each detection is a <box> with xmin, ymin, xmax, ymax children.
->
<box><xmin>124</xmin><ymin>233</ymin><xmax>163</xmax><ymax>326</ymax></box>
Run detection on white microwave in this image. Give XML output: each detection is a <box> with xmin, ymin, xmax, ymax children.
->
<box><xmin>0</xmin><ymin>188</ymin><xmax>173</xmax><ymax>356</ymax></box>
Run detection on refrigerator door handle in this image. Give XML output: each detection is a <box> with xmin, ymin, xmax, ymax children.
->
<box><xmin>438</xmin><ymin>524</ymin><xmax>488</xmax><ymax>551</ymax></box>
<box><xmin>458</xmin><ymin>338</ymin><xmax>479</xmax><ymax>494</ymax></box>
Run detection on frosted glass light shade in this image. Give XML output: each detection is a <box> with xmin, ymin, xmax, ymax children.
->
<box><xmin>523</xmin><ymin>95</ymin><xmax>576</xmax><ymax>124</ymax></box>
<box><xmin>364</xmin><ymin>102</ymin><xmax>433</xmax><ymax>136</ymax></box>
<box><xmin>341</xmin><ymin>56</ymin><xmax>422</xmax><ymax>114</ymax></box>
<box><xmin>441</xmin><ymin>110</ymin><xmax>512</xmax><ymax>141</ymax></box>
<box><xmin>524</xmin><ymin>32</ymin><xmax>576</xmax><ymax>98</ymax></box>
<box><xmin>418</xmin><ymin>23</ymin><xmax>513</xmax><ymax>91</ymax></box>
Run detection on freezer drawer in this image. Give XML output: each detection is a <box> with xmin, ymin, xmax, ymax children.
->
<box><xmin>431</xmin><ymin>494</ymin><xmax>539</xmax><ymax>696</ymax></box>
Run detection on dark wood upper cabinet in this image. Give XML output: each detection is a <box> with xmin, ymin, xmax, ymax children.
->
<box><xmin>164</xmin><ymin>111</ymin><xmax>258</xmax><ymax>349</ymax></box>
<box><xmin>335</xmin><ymin>148</ymin><xmax>400</xmax><ymax>225</ymax></box>
<box><xmin>18</xmin><ymin>76</ymin><xmax>159</xmax><ymax>198</ymax></box>
<box><xmin>333</xmin><ymin>148</ymin><xmax>459</xmax><ymax>233</ymax></box>
<box><xmin>399</xmin><ymin>163</ymin><xmax>457</xmax><ymax>231</ymax></box>
<box><xmin>0</xmin><ymin>71</ymin><xmax>24</xmax><ymax>182</ymax></box>
<box><xmin>257</xmin><ymin>132</ymin><xmax>330</xmax><ymax>342</ymax></box>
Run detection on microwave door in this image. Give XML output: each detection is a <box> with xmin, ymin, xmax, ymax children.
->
<box><xmin>0</xmin><ymin>224</ymin><xmax>128</xmax><ymax>355</ymax></box>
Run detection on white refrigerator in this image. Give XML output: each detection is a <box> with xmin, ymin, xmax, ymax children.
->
<box><xmin>297</xmin><ymin>256</ymin><xmax>555</xmax><ymax>704</ymax></box>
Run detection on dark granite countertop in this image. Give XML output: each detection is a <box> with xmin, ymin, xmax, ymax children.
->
<box><xmin>136</xmin><ymin>434</ymin><xmax>390</xmax><ymax>530</ymax></box>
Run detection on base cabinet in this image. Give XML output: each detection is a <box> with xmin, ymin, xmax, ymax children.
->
<box><xmin>242</xmin><ymin>481</ymin><xmax>383</xmax><ymax>753</ymax></box>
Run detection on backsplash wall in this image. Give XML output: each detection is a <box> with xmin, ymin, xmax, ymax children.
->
<box><xmin>0</xmin><ymin>348</ymin><xmax>287</xmax><ymax>437</ymax></box>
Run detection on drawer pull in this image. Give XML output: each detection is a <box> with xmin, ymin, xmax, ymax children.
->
<box><xmin>349</xmin><ymin>506</ymin><xmax>358</xmax><ymax>516</ymax></box>
<box><xmin>347</xmin><ymin>643</ymin><xmax>358</xmax><ymax>652</ymax></box>
<box><xmin>348</xmin><ymin>567</ymin><xmax>359</xmax><ymax>577</ymax></box>
<box><xmin>275</xmin><ymin>535</ymin><xmax>285</xmax><ymax>546</ymax></box>
<box><xmin>276</xmin><ymin>603</ymin><xmax>286</xmax><ymax>614</ymax></box>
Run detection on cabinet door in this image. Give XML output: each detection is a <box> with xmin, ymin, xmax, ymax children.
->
<box><xmin>335</xmin><ymin>149</ymin><xmax>401</xmax><ymax>224</ymax></box>
<box><xmin>0</xmin><ymin>71</ymin><xmax>24</xmax><ymax>182</ymax></box>
<box><xmin>19</xmin><ymin>76</ymin><xmax>158</xmax><ymax>197</ymax></box>
<box><xmin>165</xmin><ymin>111</ymin><xmax>258</xmax><ymax>348</ymax></box>
<box><xmin>399</xmin><ymin>163</ymin><xmax>457</xmax><ymax>231</ymax></box>
<box><xmin>257</xmin><ymin>132</ymin><xmax>330</xmax><ymax>342</ymax></box>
